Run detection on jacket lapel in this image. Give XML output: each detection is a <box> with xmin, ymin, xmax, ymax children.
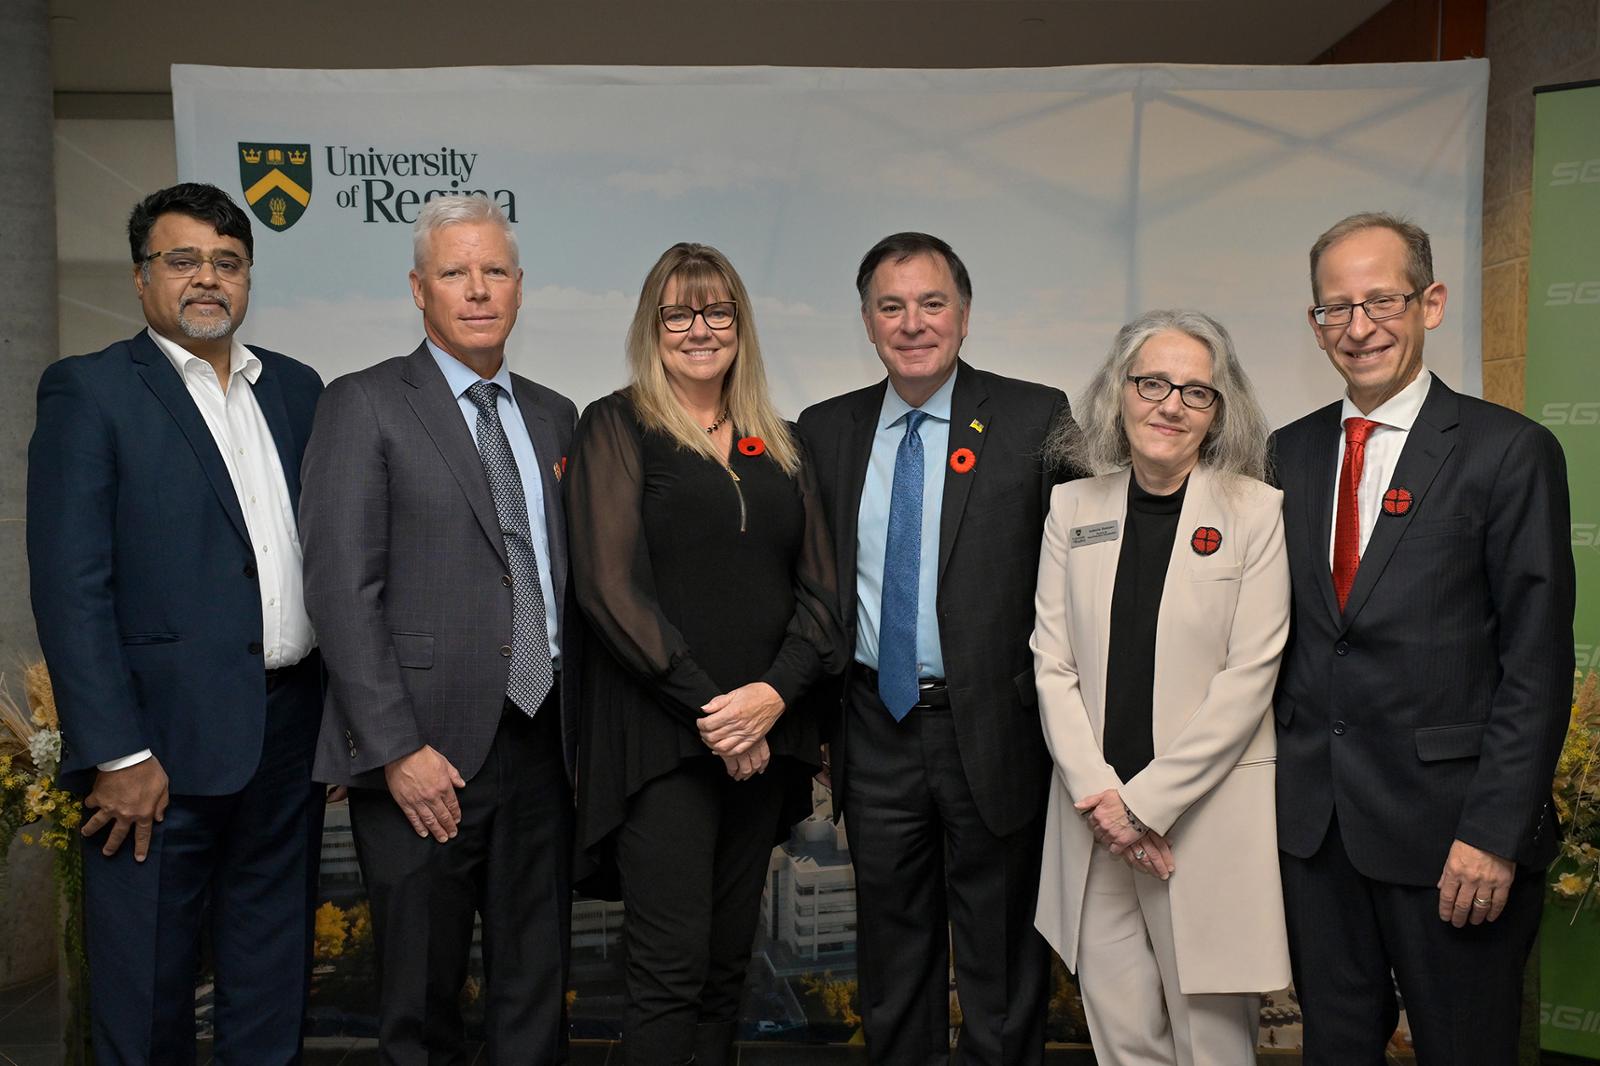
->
<box><xmin>1088</xmin><ymin>468</ymin><xmax>1132</xmax><ymax>724</ymax></box>
<box><xmin>836</xmin><ymin>383</ymin><xmax>884</xmax><ymax>638</ymax></box>
<box><xmin>247</xmin><ymin>348</ymin><xmax>302</xmax><ymax>512</ymax></box>
<box><xmin>1301</xmin><ymin>403</ymin><xmax>1343</xmax><ymax>629</ymax></box>
<box><xmin>130</xmin><ymin>332</ymin><xmax>250</xmax><ymax>545</ymax></box>
<box><xmin>400</xmin><ymin>345</ymin><xmax>509</xmax><ymax>569</ymax></box>
<box><xmin>937</xmin><ymin>362</ymin><xmax>989</xmax><ymax>583</ymax></box>
<box><xmin>1339</xmin><ymin>378</ymin><xmax>1459</xmax><ymax>629</ymax></box>
<box><xmin>511</xmin><ymin>375</ymin><xmax>568</xmax><ymax>600</ymax></box>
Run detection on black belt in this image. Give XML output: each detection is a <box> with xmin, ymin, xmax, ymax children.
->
<box><xmin>852</xmin><ymin>663</ymin><xmax>950</xmax><ymax>709</ymax></box>
<box><xmin>264</xmin><ymin>657</ymin><xmax>312</xmax><ymax>691</ymax></box>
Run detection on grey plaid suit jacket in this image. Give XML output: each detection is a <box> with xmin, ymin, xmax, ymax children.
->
<box><xmin>798</xmin><ymin>361</ymin><xmax>1071</xmax><ymax>837</ymax></box>
<box><xmin>303</xmin><ymin>343</ymin><xmax>579</xmax><ymax>788</ymax></box>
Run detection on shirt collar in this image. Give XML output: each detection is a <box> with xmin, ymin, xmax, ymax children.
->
<box><xmin>427</xmin><ymin>339</ymin><xmax>516</xmax><ymax>405</ymax></box>
<box><xmin>878</xmin><ymin>367</ymin><xmax>957</xmax><ymax>432</ymax></box>
<box><xmin>1340</xmin><ymin>367</ymin><xmax>1432</xmax><ymax>432</ymax></box>
<box><xmin>148</xmin><ymin>327</ymin><xmax>260</xmax><ymax>385</ymax></box>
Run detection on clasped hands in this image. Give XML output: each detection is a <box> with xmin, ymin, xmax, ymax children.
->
<box><xmin>699</xmin><ymin>681</ymin><xmax>784</xmax><ymax>782</ymax></box>
<box><xmin>1076</xmin><ymin>788</ymin><xmax>1175</xmax><ymax>881</ymax></box>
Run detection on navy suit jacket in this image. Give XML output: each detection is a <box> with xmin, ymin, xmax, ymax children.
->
<box><xmin>1271</xmin><ymin>376</ymin><xmax>1574</xmax><ymax>884</ymax></box>
<box><xmin>28</xmin><ymin>330</ymin><xmax>324</xmax><ymax>795</ymax></box>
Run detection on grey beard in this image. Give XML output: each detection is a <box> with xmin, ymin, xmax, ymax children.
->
<box><xmin>178</xmin><ymin>297</ymin><xmax>234</xmax><ymax>341</ymax></box>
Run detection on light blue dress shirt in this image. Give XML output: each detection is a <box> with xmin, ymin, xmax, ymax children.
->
<box><xmin>427</xmin><ymin>341</ymin><xmax>561</xmax><ymax>661</ymax></box>
<box><xmin>854</xmin><ymin>371</ymin><xmax>955</xmax><ymax>677</ymax></box>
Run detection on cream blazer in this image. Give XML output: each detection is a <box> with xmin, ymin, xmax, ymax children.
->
<box><xmin>1031</xmin><ymin>464</ymin><xmax>1292</xmax><ymax>994</ymax></box>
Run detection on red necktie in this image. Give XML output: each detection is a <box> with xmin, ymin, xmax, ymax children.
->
<box><xmin>1332</xmin><ymin>417</ymin><xmax>1380</xmax><ymax>611</ymax></box>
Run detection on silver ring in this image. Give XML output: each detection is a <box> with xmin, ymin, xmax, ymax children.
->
<box><xmin>1134</xmin><ymin>848</ymin><xmax>1148</xmax><ymax>861</ymax></box>
<box><xmin>1472</xmin><ymin>897</ymin><xmax>1491</xmax><ymax>908</ymax></box>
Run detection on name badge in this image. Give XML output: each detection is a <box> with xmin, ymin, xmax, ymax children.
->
<box><xmin>1069</xmin><ymin>520</ymin><xmax>1119</xmax><ymax>548</ymax></box>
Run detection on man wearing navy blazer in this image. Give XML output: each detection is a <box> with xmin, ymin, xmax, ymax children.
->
<box><xmin>1272</xmin><ymin>212</ymin><xmax>1575</xmax><ymax>1065</ymax></box>
<box><xmin>798</xmin><ymin>233</ymin><xmax>1070</xmax><ymax>1065</ymax></box>
<box><xmin>28</xmin><ymin>183</ymin><xmax>325</xmax><ymax>1064</ymax></box>
<box><xmin>301</xmin><ymin>194</ymin><xmax>578</xmax><ymax>1064</ymax></box>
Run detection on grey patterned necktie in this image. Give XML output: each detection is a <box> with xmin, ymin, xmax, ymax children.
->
<box><xmin>466</xmin><ymin>380</ymin><xmax>554</xmax><ymax>715</ymax></box>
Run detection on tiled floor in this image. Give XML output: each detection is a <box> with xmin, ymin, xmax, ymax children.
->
<box><xmin>4</xmin><ymin>974</ymin><xmax>1597</xmax><ymax>1065</ymax></box>
<box><xmin>0</xmin><ymin>974</ymin><xmax>58</xmax><ymax>1066</ymax></box>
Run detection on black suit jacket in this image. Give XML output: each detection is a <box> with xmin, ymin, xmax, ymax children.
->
<box><xmin>798</xmin><ymin>360</ymin><xmax>1070</xmax><ymax>837</ymax></box>
<box><xmin>302</xmin><ymin>343</ymin><xmax>581</xmax><ymax>787</ymax></box>
<box><xmin>1272</xmin><ymin>375</ymin><xmax>1574</xmax><ymax>885</ymax></box>
<box><xmin>28</xmin><ymin>330</ymin><xmax>324</xmax><ymax>795</ymax></box>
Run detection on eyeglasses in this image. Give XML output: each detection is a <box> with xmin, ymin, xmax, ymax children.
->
<box><xmin>659</xmin><ymin>301</ymin><xmax>737</xmax><ymax>333</ymax></box>
<box><xmin>1126</xmin><ymin>375</ymin><xmax>1220</xmax><ymax>411</ymax></box>
<box><xmin>1312</xmin><ymin>290</ymin><xmax>1419</xmax><ymax>327</ymax></box>
<box><xmin>142</xmin><ymin>249</ymin><xmax>253</xmax><ymax>282</ymax></box>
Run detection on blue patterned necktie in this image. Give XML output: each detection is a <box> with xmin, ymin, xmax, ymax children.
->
<box><xmin>466</xmin><ymin>381</ymin><xmax>554</xmax><ymax>716</ymax></box>
<box><xmin>879</xmin><ymin>410</ymin><xmax>927</xmax><ymax>721</ymax></box>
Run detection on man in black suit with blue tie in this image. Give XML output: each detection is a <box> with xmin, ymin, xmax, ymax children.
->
<box><xmin>799</xmin><ymin>233</ymin><xmax>1070</xmax><ymax>1065</ymax></box>
<box><xmin>28</xmin><ymin>183</ymin><xmax>325</xmax><ymax>1064</ymax></box>
<box><xmin>1272</xmin><ymin>213</ymin><xmax>1575</xmax><ymax>1065</ymax></box>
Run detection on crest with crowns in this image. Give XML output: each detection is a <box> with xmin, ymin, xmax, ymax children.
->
<box><xmin>237</xmin><ymin>141</ymin><xmax>313</xmax><ymax>232</ymax></box>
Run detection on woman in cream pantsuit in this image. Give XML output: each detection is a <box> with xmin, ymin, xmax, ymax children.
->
<box><xmin>1032</xmin><ymin>310</ymin><xmax>1291</xmax><ymax>1066</ymax></box>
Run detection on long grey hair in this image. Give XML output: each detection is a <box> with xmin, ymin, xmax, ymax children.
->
<box><xmin>1045</xmin><ymin>309</ymin><xmax>1271</xmax><ymax>483</ymax></box>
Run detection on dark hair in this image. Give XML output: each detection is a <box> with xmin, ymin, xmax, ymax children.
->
<box><xmin>1308</xmin><ymin>211</ymin><xmax>1434</xmax><ymax>303</ymax></box>
<box><xmin>127</xmin><ymin>183</ymin><xmax>254</xmax><ymax>264</ymax></box>
<box><xmin>855</xmin><ymin>232</ymin><xmax>972</xmax><ymax>308</ymax></box>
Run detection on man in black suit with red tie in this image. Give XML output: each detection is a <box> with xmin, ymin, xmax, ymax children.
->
<box><xmin>798</xmin><ymin>232</ymin><xmax>1071</xmax><ymax>1065</ymax></box>
<box><xmin>1272</xmin><ymin>212</ymin><xmax>1575</xmax><ymax>1066</ymax></box>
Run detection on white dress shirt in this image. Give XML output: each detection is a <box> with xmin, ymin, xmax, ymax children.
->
<box><xmin>1327</xmin><ymin>367</ymin><xmax>1433</xmax><ymax>568</ymax></box>
<box><xmin>100</xmin><ymin>329</ymin><xmax>314</xmax><ymax>771</ymax></box>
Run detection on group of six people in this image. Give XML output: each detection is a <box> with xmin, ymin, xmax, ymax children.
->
<box><xmin>26</xmin><ymin>181</ymin><xmax>1574</xmax><ymax>1066</ymax></box>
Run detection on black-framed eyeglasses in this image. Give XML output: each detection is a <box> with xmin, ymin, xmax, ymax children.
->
<box><xmin>142</xmin><ymin>249</ymin><xmax>253</xmax><ymax>281</ymax></box>
<box><xmin>1312</xmin><ymin>290</ymin><xmax>1420</xmax><ymax>327</ymax></box>
<box><xmin>659</xmin><ymin>301</ymin><xmax>738</xmax><ymax>333</ymax></box>
<box><xmin>1126</xmin><ymin>375</ymin><xmax>1221</xmax><ymax>410</ymax></box>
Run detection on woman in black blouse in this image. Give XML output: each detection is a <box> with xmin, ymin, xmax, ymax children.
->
<box><xmin>567</xmin><ymin>243</ymin><xmax>841</xmax><ymax>1066</ymax></box>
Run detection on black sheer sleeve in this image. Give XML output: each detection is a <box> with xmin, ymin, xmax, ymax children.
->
<box><xmin>758</xmin><ymin>434</ymin><xmax>847</xmax><ymax>707</ymax></box>
<box><xmin>568</xmin><ymin>392</ymin><xmax>722</xmax><ymax>725</ymax></box>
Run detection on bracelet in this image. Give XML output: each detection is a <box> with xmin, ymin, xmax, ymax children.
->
<box><xmin>1124</xmin><ymin>804</ymin><xmax>1149</xmax><ymax>836</ymax></box>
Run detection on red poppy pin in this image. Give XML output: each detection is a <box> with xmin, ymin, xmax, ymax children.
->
<box><xmin>737</xmin><ymin>437</ymin><xmax>766</xmax><ymax>457</ymax></box>
<box><xmin>949</xmin><ymin>447</ymin><xmax>976</xmax><ymax>474</ymax></box>
<box><xmin>554</xmin><ymin>456</ymin><xmax>567</xmax><ymax>481</ymax></box>
<box><xmin>1382</xmin><ymin>487</ymin><xmax>1412</xmax><ymax>516</ymax></box>
<box><xmin>1190</xmin><ymin>526</ymin><xmax>1222</xmax><ymax>556</ymax></box>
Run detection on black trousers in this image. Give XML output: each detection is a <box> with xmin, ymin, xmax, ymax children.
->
<box><xmin>844</xmin><ymin>671</ymin><xmax>1051</xmax><ymax>1066</ymax></box>
<box><xmin>1281</xmin><ymin>814</ymin><xmax>1544</xmax><ymax>1066</ymax></box>
<box><xmin>613</xmin><ymin>755</ymin><xmax>787</xmax><ymax>1066</ymax></box>
<box><xmin>82</xmin><ymin>655</ymin><xmax>324</xmax><ymax>1066</ymax></box>
<box><xmin>349</xmin><ymin>693</ymin><xmax>573</xmax><ymax>1066</ymax></box>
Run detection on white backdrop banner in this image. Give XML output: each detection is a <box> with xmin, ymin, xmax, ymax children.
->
<box><xmin>173</xmin><ymin>61</ymin><xmax>1487</xmax><ymax>423</ymax></box>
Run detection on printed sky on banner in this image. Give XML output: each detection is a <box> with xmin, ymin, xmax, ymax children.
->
<box><xmin>173</xmin><ymin>63</ymin><xmax>1486</xmax><ymax>422</ymax></box>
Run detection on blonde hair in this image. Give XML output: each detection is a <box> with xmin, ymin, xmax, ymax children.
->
<box><xmin>624</xmin><ymin>243</ymin><xmax>801</xmax><ymax>475</ymax></box>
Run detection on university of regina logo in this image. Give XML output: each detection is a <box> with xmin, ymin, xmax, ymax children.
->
<box><xmin>238</xmin><ymin>142</ymin><xmax>312</xmax><ymax>232</ymax></box>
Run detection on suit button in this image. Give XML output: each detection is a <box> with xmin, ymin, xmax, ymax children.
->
<box><xmin>500</xmin><ymin>645</ymin><xmax>513</xmax><ymax>657</ymax></box>
<box><xmin>502</xmin><ymin>575</ymin><xmax>513</xmax><ymax>588</ymax></box>
<box><xmin>1332</xmin><ymin>721</ymin><xmax>1347</xmax><ymax>735</ymax></box>
<box><xmin>248</xmin><ymin>641</ymin><xmax>263</xmax><ymax>655</ymax></box>
<box><xmin>1334</xmin><ymin>641</ymin><xmax>1349</xmax><ymax>656</ymax></box>
<box><xmin>243</xmin><ymin>562</ymin><xmax>258</xmax><ymax>579</ymax></box>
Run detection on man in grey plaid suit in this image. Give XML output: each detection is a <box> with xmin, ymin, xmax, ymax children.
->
<box><xmin>303</xmin><ymin>194</ymin><xmax>579</xmax><ymax>1064</ymax></box>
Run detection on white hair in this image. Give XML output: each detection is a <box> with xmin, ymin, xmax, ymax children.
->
<box><xmin>411</xmin><ymin>194</ymin><xmax>519</xmax><ymax>271</ymax></box>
